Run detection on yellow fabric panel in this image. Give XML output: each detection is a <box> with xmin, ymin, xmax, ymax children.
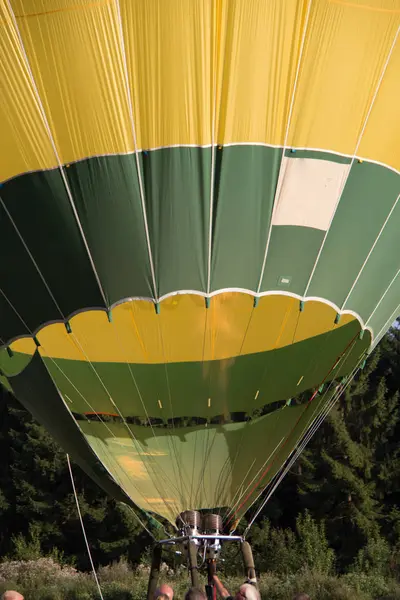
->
<box><xmin>121</xmin><ymin>0</ymin><xmax>212</xmax><ymax>149</ymax></box>
<box><xmin>10</xmin><ymin>293</ymin><xmax>359</xmax><ymax>363</ymax></box>
<box><xmin>359</xmin><ymin>37</ymin><xmax>400</xmax><ymax>170</ymax></box>
<box><xmin>215</xmin><ymin>0</ymin><xmax>307</xmax><ymax>146</ymax></box>
<box><xmin>293</xmin><ymin>301</ymin><xmax>354</xmax><ymax>345</ymax></box>
<box><xmin>0</xmin><ymin>0</ymin><xmax>56</xmax><ymax>181</ymax></box>
<box><xmin>2</xmin><ymin>0</ymin><xmax>399</xmax><ymax>179</ymax></box>
<box><xmin>243</xmin><ymin>295</ymin><xmax>299</xmax><ymax>353</ymax></box>
<box><xmin>287</xmin><ymin>0</ymin><xmax>400</xmax><ymax>165</ymax></box>
<box><xmin>10</xmin><ymin>0</ymin><xmax>133</xmax><ymax>167</ymax></box>
<box><xmin>10</xmin><ymin>337</ymin><xmax>37</xmax><ymax>356</ymax></box>
<box><xmin>84</xmin><ymin>426</ymin><xmax>181</xmax><ymax>520</ymax></box>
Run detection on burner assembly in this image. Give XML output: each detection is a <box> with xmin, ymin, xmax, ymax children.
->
<box><xmin>147</xmin><ymin>511</ymin><xmax>257</xmax><ymax>600</ymax></box>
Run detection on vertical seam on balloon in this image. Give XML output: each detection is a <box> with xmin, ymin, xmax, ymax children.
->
<box><xmin>365</xmin><ymin>266</ymin><xmax>400</xmax><ymax>328</ymax></box>
<box><xmin>5</xmin><ymin>0</ymin><xmax>108</xmax><ymax>308</ymax></box>
<box><xmin>206</xmin><ymin>0</ymin><xmax>219</xmax><ymax>294</ymax></box>
<box><xmin>230</xmin><ymin>330</ymin><xmax>360</xmax><ymax>521</ymax></box>
<box><xmin>341</xmin><ymin>192</ymin><xmax>400</xmax><ymax>310</ymax></box>
<box><xmin>256</xmin><ymin>0</ymin><xmax>313</xmax><ymax>294</ymax></box>
<box><xmin>303</xmin><ymin>26</ymin><xmax>400</xmax><ymax>298</ymax></box>
<box><xmin>109</xmin><ymin>319</ymin><xmax>185</xmax><ymax>507</ymax></box>
<box><xmin>244</xmin><ymin>355</ymin><xmax>363</xmax><ymax>536</ymax></box>
<box><xmin>114</xmin><ymin>0</ymin><xmax>158</xmax><ymax>302</ymax></box>
<box><xmin>155</xmin><ymin>316</ymin><xmax>192</xmax><ymax>510</ymax></box>
<box><xmin>45</xmin><ymin>352</ymin><xmax>166</xmax><ymax>523</ymax></box>
<box><xmin>70</xmin><ymin>331</ymin><xmax>178</xmax><ymax>522</ymax></box>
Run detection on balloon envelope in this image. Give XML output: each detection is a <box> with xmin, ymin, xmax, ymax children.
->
<box><xmin>1</xmin><ymin>0</ymin><xmax>399</xmax><ymax>526</ymax></box>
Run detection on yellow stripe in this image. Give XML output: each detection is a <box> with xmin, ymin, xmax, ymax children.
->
<box><xmin>328</xmin><ymin>0</ymin><xmax>400</xmax><ymax>14</ymax></box>
<box><xmin>8</xmin><ymin>293</ymin><xmax>359</xmax><ymax>364</ymax></box>
<box><xmin>2</xmin><ymin>0</ymin><xmax>398</xmax><ymax>183</ymax></box>
<box><xmin>287</xmin><ymin>0</ymin><xmax>400</xmax><ymax>169</ymax></box>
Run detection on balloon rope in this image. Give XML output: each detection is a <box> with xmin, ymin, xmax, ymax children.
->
<box><xmin>45</xmin><ymin>355</ymin><xmax>167</xmax><ymax>533</ymax></box>
<box><xmin>206</xmin><ymin>0</ymin><xmax>220</xmax><ymax>294</ymax></box>
<box><xmin>4</xmin><ymin>0</ymin><xmax>108</xmax><ymax>307</ymax></box>
<box><xmin>372</xmin><ymin>303</ymin><xmax>400</xmax><ymax>351</ymax></box>
<box><xmin>223</xmin><ymin>439</ymin><xmax>285</xmax><ymax>524</ymax></box>
<box><xmin>303</xmin><ymin>25</ymin><xmax>400</xmax><ymax>298</ymax></box>
<box><xmin>242</xmin><ymin>340</ymin><xmax>364</xmax><ymax>530</ymax></box>
<box><xmin>114</xmin><ymin>0</ymin><xmax>158</xmax><ymax>302</ymax></box>
<box><xmin>223</xmin><ymin>302</ymin><xmax>297</xmax><ymax>522</ymax></box>
<box><xmin>155</xmin><ymin>316</ymin><xmax>192</xmax><ymax>514</ymax></box>
<box><xmin>66</xmin><ymin>453</ymin><xmax>105</xmax><ymax>600</ymax></box>
<box><xmin>227</xmin><ymin>330</ymin><xmax>360</xmax><ymax>524</ymax></box>
<box><xmin>341</xmin><ymin>192</ymin><xmax>400</xmax><ymax>311</ymax></box>
<box><xmin>256</xmin><ymin>0</ymin><xmax>313</xmax><ymax>294</ymax></box>
<box><xmin>0</xmin><ymin>283</ymin><xmax>171</xmax><ymax>532</ymax></box>
<box><xmin>243</xmin><ymin>356</ymin><xmax>364</xmax><ymax>536</ymax></box>
<box><xmin>70</xmin><ymin>333</ymin><xmax>179</xmax><ymax>523</ymax></box>
<box><xmin>109</xmin><ymin>318</ymin><xmax>185</xmax><ymax>506</ymax></box>
<box><xmin>365</xmin><ymin>265</ymin><xmax>400</xmax><ymax>328</ymax></box>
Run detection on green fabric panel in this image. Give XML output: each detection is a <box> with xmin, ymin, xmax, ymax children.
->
<box><xmin>307</xmin><ymin>162</ymin><xmax>400</xmax><ymax>310</ymax></box>
<box><xmin>67</xmin><ymin>155</ymin><xmax>152</xmax><ymax>303</ymax></box>
<box><xmin>41</xmin><ymin>320</ymin><xmax>369</xmax><ymax>421</ymax></box>
<box><xmin>342</xmin><ymin>198</ymin><xmax>400</xmax><ymax>325</ymax></box>
<box><xmin>210</xmin><ymin>146</ymin><xmax>280</xmax><ymax>291</ymax></box>
<box><xmin>0</xmin><ymin>293</ymin><xmax>29</xmax><ymax>344</ymax></box>
<box><xmin>0</xmin><ymin>171</ymin><xmax>105</xmax><ymax>342</ymax></box>
<box><xmin>142</xmin><ymin>147</ymin><xmax>210</xmax><ymax>296</ymax></box>
<box><xmin>7</xmin><ymin>350</ymin><xmax>135</xmax><ymax>509</ymax></box>
<box><xmin>0</xmin><ymin>346</ymin><xmax>33</xmax><ymax>377</ymax></box>
<box><xmin>1</xmin><ymin>148</ymin><xmax>398</xmax><ymax>351</ymax></box>
<box><xmin>261</xmin><ymin>226</ymin><xmax>324</xmax><ymax>295</ymax></box>
<box><xmin>284</xmin><ymin>149</ymin><xmax>351</xmax><ymax>164</ymax></box>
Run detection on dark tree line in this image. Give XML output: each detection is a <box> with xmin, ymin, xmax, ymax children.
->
<box><xmin>0</xmin><ymin>321</ymin><xmax>399</xmax><ymax>573</ymax></box>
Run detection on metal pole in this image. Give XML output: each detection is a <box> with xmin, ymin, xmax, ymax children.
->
<box><xmin>241</xmin><ymin>541</ymin><xmax>257</xmax><ymax>589</ymax></box>
<box><xmin>205</xmin><ymin>559</ymin><xmax>217</xmax><ymax>600</ymax></box>
<box><xmin>147</xmin><ymin>544</ymin><xmax>162</xmax><ymax>600</ymax></box>
<box><xmin>187</xmin><ymin>540</ymin><xmax>200</xmax><ymax>589</ymax></box>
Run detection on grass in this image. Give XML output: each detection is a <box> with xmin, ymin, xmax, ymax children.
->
<box><xmin>1</xmin><ymin>558</ymin><xmax>400</xmax><ymax>600</ymax></box>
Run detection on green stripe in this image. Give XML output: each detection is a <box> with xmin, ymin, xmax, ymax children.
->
<box><xmin>210</xmin><ymin>146</ymin><xmax>280</xmax><ymax>291</ymax></box>
<box><xmin>307</xmin><ymin>161</ymin><xmax>400</xmax><ymax>314</ymax></box>
<box><xmin>142</xmin><ymin>147</ymin><xmax>210</xmax><ymax>295</ymax></box>
<box><xmin>1</xmin><ymin>147</ymin><xmax>398</xmax><ymax>348</ymax></box>
<box><xmin>0</xmin><ymin>169</ymin><xmax>105</xmax><ymax>341</ymax></box>
<box><xmin>5</xmin><ymin>321</ymin><xmax>367</xmax><ymax>421</ymax></box>
<box><xmin>261</xmin><ymin>226</ymin><xmax>324</xmax><ymax>294</ymax></box>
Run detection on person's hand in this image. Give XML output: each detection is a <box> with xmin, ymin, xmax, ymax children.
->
<box><xmin>212</xmin><ymin>575</ymin><xmax>231</xmax><ymax>599</ymax></box>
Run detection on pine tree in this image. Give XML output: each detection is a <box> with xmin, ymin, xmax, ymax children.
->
<box><xmin>0</xmin><ymin>387</ymin><xmax>151</xmax><ymax>567</ymax></box>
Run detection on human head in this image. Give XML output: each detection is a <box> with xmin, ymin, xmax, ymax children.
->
<box><xmin>154</xmin><ymin>584</ymin><xmax>174</xmax><ymax>600</ymax></box>
<box><xmin>1</xmin><ymin>592</ymin><xmax>24</xmax><ymax>600</ymax></box>
<box><xmin>184</xmin><ymin>588</ymin><xmax>207</xmax><ymax>600</ymax></box>
<box><xmin>293</xmin><ymin>594</ymin><xmax>311</xmax><ymax>600</ymax></box>
<box><xmin>236</xmin><ymin>583</ymin><xmax>261</xmax><ymax>600</ymax></box>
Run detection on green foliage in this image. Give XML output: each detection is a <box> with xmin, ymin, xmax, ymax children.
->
<box><xmin>350</xmin><ymin>535</ymin><xmax>391</xmax><ymax>576</ymax></box>
<box><xmin>295</xmin><ymin>511</ymin><xmax>335</xmax><ymax>574</ymax></box>
<box><xmin>3</xmin><ymin>558</ymin><xmax>400</xmax><ymax>600</ymax></box>
<box><xmin>10</xmin><ymin>523</ymin><xmax>42</xmax><ymax>561</ymax></box>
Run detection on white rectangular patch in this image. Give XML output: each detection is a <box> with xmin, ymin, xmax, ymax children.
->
<box><xmin>271</xmin><ymin>157</ymin><xmax>349</xmax><ymax>231</ymax></box>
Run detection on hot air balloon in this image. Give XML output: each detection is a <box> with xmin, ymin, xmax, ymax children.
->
<box><xmin>1</xmin><ymin>0</ymin><xmax>399</xmax><ymax>595</ymax></box>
